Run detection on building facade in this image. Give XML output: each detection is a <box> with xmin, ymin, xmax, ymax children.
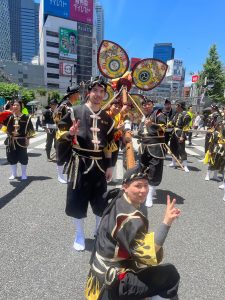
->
<box><xmin>0</xmin><ymin>60</ymin><xmax>44</xmax><ymax>89</ymax></box>
<box><xmin>39</xmin><ymin>0</ymin><xmax>96</xmax><ymax>91</ymax></box>
<box><xmin>4</xmin><ymin>0</ymin><xmax>40</xmax><ymax>62</ymax></box>
<box><xmin>153</xmin><ymin>43</ymin><xmax>175</xmax><ymax>63</ymax></box>
<box><xmin>0</xmin><ymin>0</ymin><xmax>11</xmax><ymax>60</ymax></box>
<box><xmin>95</xmin><ymin>1</ymin><xmax>104</xmax><ymax>49</ymax></box>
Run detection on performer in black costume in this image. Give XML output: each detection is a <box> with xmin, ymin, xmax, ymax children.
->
<box><xmin>204</xmin><ymin>103</ymin><xmax>221</xmax><ymax>154</ymax></box>
<box><xmin>42</xmin><ymin>99</ymin><xmax>58</xmax><ymax>161</ymax></box>
<box><xmin>85</xmin><ymin>165</ymin><xmax>180</xmax><ymax>300</ymax></box>
<box><xmin>163</xmin><ymin>99</ymin><xmax>175</xmax><ymax>145</ymax></box>
<box><xmin>54</xmin><ymin>85</ymin><xmax>80</xmax><ymax>183</ymax></box>
<box><xmin>56</xmin><ymin>76</ymin><xmax>116</xmax><ymax>251</ymax></box>
<box><xmin>168</xmin><ymin>101</ymin><xmax>191</xmax><ymax>172</ymax></box>
<box><xmin>2</xmin><ymin>100</ymin><xmax>35</xmax><ymax>180</ymax></box>
<box><xmin>138</xmin><ymin>98</ymin><xmax>166</xmax><ymax>207</ymax></box>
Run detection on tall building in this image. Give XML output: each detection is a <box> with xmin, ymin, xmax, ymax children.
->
<box><xmin>6</xmin><ymin>0</ymin><xmax>39</xmax><ymax>62</ymax></box>
<box><xmin>95</xmin><ymin>1</ymin><xmax>104</xmax><ymax>49</ymax></box>
<box><xmin>39</xmin><ymin>0</ymin><xmax>96</xmax><ymax>91</ymax></box>
<box><xmin>153</xmin><ymin>43</ymin><xmax>175</xmax><ymax>63</ymax></box>
<box><xmin>0</xmin><ymin>0</ymin><xmax>11</xmax><ymax>60</ymax></box>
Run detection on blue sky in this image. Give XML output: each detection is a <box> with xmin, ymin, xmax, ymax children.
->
<box><xmin>99</xmin><ymin>0</ymin><xmax>225</xmax><ymax>85</ymax></box>
<box><xmin>36</xmin><ymin>0</ymin><xmax>225</xmax><ymax>85</ymax></box>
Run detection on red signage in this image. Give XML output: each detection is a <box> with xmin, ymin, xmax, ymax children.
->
<box><xmin>192</xmin><ymin>75</ymin><xmax>199</xmax><ymax>83</ymax></box>
<box><xmin>130</xmin><ymin>58</ymin><xmax>141</xmax><ymax>70</ymax></box>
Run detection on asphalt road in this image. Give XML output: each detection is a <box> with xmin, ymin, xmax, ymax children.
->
<box><xmin>0</xmin><ymin>132</ymin><xmax>225</xmax><ymax>300</ymax></box>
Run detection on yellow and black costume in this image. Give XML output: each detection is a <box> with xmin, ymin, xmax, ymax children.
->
<box><xmin>204</xmin><ymin>122</ymin><xmax>225</xmax><ymax>173</ymax></box>
<box><xmin>85</xmin><ymin>168</ymin><xmax>180</xmax><ymax>300</ymax></box>
<box><xmin>204</xmin><ymin>109</ymin><xmax>221</xmax><ymax>153</ymax></box>
<box><xmin>3</xmin><ymin>113</ymin><xmax>35</xmax><ymax>165</ymax></box>
<box><xmin>169</xmin><ymin>105</ymin><xmax>191</xmax><ymax>162</ymax></box>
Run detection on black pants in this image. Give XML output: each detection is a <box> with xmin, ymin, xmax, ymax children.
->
<box><xmin>165</xmin><ymin>131</ymin><xmax>172</xmax><ymax>146</ymax></box>
<box><xmin>170</xmin><ymin>133</ymin><xmax>187</xmax><ymax>161</ymax></box>
<box><xmin>188</xmin><ymin>131</ymin><xmax>192</xmax><ymax>144</ymax></box>
<box><xmin>66</xmin><ymin>165</ymin><xmax>107</xmax><ymax>219</ymax></box>
<box><xmin>140</xmin><ymin>147</ymin><xmax>164</xmax><ymax>186</ymax></box>
<box><xmin>56</xmin><ymin>140</ymin><xmax>72</xmax><ymax>166</ymax></box>
<box><xmin>7</xmin><ymin>144</ymin><xmax>28</xmax><ymax>165</ymax></box>
<box><xmin>101</xmin><ymin>263</ymin><xmax>180</xmax><ymax>300</ymax></box>
<box><xmin>45</xmin><ymin>131</ymin><xmax>56</xmax><ymax>158</ymax></box>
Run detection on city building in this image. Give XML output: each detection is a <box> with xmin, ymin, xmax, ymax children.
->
<box><xmin>0</xmin><ymin>60</ymin><xmax>44</xmax><ymax>89</ymax></box>
<box><xmin>7</xmin><ymin>0</ymin><xmax>39</xmax><ymax>62</ymax></box>
<box><xmin>95</xmin><ymin>1</ymin><xmax>104</xmax><ymax>49</ymax></box>
<box><xmin>39</xmin><ymin>0</ymin><xmax>96</xmax><ymax>91</ymax></box>
<box><xmin>0</xmin><ymin>0</ymin><xmax>11</xmax><ymax>60</ymax></box>
<box><xmin>153</xmin><ymin>43</ymin><xmax>175</xmax><ymax>63</ymax></box>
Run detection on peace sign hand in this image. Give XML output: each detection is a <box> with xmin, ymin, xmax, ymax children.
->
<box><xmin>69</xmin><ymin>120</ymin><xmax>80</xmax><ymax>136</ymax></box>
<box><xmin>163</xmin><ymin>195</ymin><xmax>181</xmax><ymax>226</ymax></box>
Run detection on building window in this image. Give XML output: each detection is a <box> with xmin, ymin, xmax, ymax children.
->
<box><xmin>46</xmin><ymin>41</ymin><xmax>59</xmax><ymax>48</ymax></box>
<box><xmin>47</xmin><ymin>73</ymin><xmax>59</xmax><ymax>79</ymax></box>
<box><xmin>47</xmin><ymin>52</ymin><xmax>59</xmax><ymax>59</ymax></box>
<box><xmin>47</xmin><ymin>63</ymin><xmax>59</xmax><ymax>69</ymax></box>
<box><xmin>47</xmin><ymin>83</ymin><xmax>59</xmax><ymax>88</ymax></box>
<box><xmin>23</xmin><ymin>74</ymin><xmax>28</xmax><ymax>79</ymax></box>
<box><xmin>46</xmin><ymin>30</ymin><xmax>59</xmax><ymax>37</ymax></box>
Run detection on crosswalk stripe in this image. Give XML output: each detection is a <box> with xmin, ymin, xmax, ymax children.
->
<box><xmin>193</xmin><ymin>145</ymin><xmax>205</xmax><ymax>152</ymax></box>
<box><xmin>35</xmin><ymin>142</ymin><xmax>46</xmax><ymax>149</ymax></box>
<box><xmin>29</xmin><ymin>134</ymin><xmax>46</xmax><ymax>144</ymax></box>
<box><xmin>192</xmin><ymin>137</ymin><xmax>205</xmax><ymax>141</ymax></box>
<box><xmin>186</xmin><ymin>148</ymin><xmax>200</xmax><ymax>156</ymax></box>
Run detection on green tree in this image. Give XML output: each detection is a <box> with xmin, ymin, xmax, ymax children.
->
<box><xmin>0</xmin><ymin>82</ymin><xmax>19</xmax><ymax>100</ymax></box>
<box><xmin>21</xmin><ymin>88</ymin><xmax>35</xmax><ymax>104</ymax></box>
<box><xmin>36</xmin><ymin>87</ymin><xmax>47</xmax><ymax>96</ymax></box>
<box><xmin>198</xmin><ymin>44</ymin><xmax>225</xmax><ymax>103</ymax></box>
<box><xmin>48</xmin><ymin>90</ymin><xmax>60</xmax><ymax>102</ymax></box>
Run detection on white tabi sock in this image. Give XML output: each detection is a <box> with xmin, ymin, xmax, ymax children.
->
<box><xmin>219</xmin><ymin>181</ymin><xmax>224</xmax><ymax>189</ymax></box>
<box><xmin>213</xmin><ymin>170</ymin><xmax>219</xmax><ymax>180</ymax></box>
<box><xmin>21</xmin><ymin>164</ymin><xmax>27</xmax><ymax>180</ymax></box>
<box><xmin>205</xmin><ymin>170</ymin><xmax>210</xmax><ymax>181</ymax></box>
<box><xmin>9</xmin><ymin>164</ymin><xmax>17</xmax><ymax>180</ymax></box>
<box><xmin>145</xmin><ymin>185</ymin><xmax>155</xmax><ymax>208</ymax></box>
<box><xmin>73</xmin><ymin>218</ymin><xmax>85</xmax><ymax>251</ymax></box>
<box><xmin>57</xmin><ymin>165</ymin><xmax>67</xmax><ymax>184</ymax></box>
<box><xmin>168</xmin><ymin>158</ymin><xmax>176</xmax><ymax>167</ymax></box>
<box><xmin>182</xmin><ymin>160</ymin><xmax>189</xmax><ymax>173</ymax></box>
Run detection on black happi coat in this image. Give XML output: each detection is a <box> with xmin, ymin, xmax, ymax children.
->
<box><xmin>4</xmin><ymin>114</ymin><xmax>35</xmax><ymax>148</ymax></box>
<box><xmin>85</xmin><ymin>190</ymin><xmax>163</xmax><ymax>300</ymax></box>
<box><xmin>138</xmin><ymin>109</ymin><xmax>166</xmax><ymax>159</ymax></box>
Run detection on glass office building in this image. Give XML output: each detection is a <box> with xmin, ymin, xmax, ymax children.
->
<box><xmin>7</xmin><ymin>0</ymin><xmax>39</xmax><ymax>62</ymax></box>
<box><xmin>153</xmin><ymin>43</ymin><xmax>175</xmax><ymax>63</ymax></box>
<box><xmin>0</xmin><ymin>0</ymin><xmax>11</xmax><ymax>60</ymax></box>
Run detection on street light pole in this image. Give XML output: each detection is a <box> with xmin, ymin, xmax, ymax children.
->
<box><xmin>70</xmin><ymin>65</ymin><xmax>73</xmax><ymax>87</ymax></box>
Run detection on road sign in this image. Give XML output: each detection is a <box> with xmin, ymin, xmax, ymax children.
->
<box><xmin>192</xmin><ymin>75</ymin><xmax>199</xmax><ymax>83</ymax></box>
